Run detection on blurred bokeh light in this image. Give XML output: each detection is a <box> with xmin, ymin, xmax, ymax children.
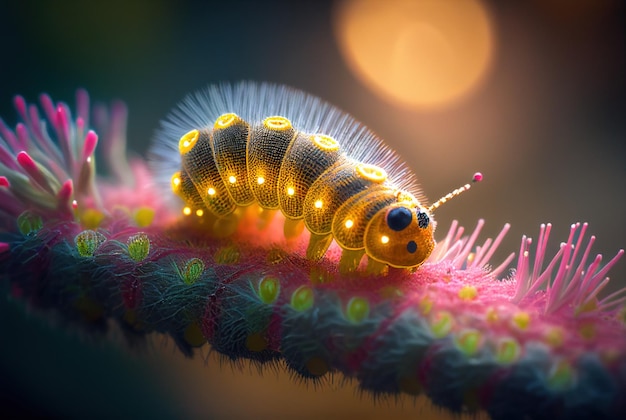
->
<box><xmin>334</xmin><ymin>0</ymin><xmax>494</xmax><ymax>108</ymax></box>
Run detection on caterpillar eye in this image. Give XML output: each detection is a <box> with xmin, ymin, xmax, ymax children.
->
<box><xmin>416</xmin><ymin>210</ymin><xmax>430</xmax><ymax>229</ymax></box>
<box><xmin>406</xmin><ymin>240</ymin><xmax>418</xmax><ymax>254</ymax></box>
<box><xmin>386</xmin><ymin>207</ymin><xmax>413</xmax><ymax>231</ymax></box>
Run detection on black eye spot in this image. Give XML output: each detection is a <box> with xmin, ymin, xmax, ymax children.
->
<box><xmin>407</xmin><ymin>240</ymin><xmax>417</xmax><ymax>253</ymax></box>
<box><xmin>416</xmin><ymin>210</ymin><xmax>429</xmax><ymax>229</ymax></box>
<box><xmin>387</xmin><ymin>207</ymin><xmax>412</xmax><ymax>231</ymax></box>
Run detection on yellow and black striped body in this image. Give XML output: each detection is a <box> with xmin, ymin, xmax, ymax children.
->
<box><xmin>171</xmin><ymin>114</ymin><xmax>435</xmax><ymax>272</ymax></box>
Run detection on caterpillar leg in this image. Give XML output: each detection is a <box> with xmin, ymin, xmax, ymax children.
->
<box><xmin>339</xmin><ymin>249</ymin><xmax>365</xmax><ymax>274</ymax></box>
<box><xmin>283</xmin><ymin>218</ymin><xmax>305</xmax><ymax>239</ymax></box>
<box><xmin>366</xmin><ymin>257</ymin><xmax>388</xmax><ymax>276</ymax></box>
<box><xmin>211</xmin><ymin>210</ymin><xmax>242</xmax><ymax>238</ymax></box>
<box><xmin>257</xmin><ymin>206</ymin><xmax>276</xmax><ymax>230</ymax></box>
<box><xmin>306</xmin><ymin>232</ymin><xmax>333</xmax><ymax>261</ymax></box>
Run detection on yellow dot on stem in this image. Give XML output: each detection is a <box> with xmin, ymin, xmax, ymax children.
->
<box><xmin>291</xmin><ymin>285</ymin><xmax>314</xmax><ymax>311</ymax></box>
<box><xmin>545</xmin><ymin>327</ymin><xmax>564</xmax><ymax>347</ymax></box>
<box><xmin>579</xmin><ymin>323</ymin><xmax>595</xmax><ymax>340</ymax></box>
<box><xmin>195</xmin><ymin>209</ymin><xmax>204</xmax><ymax>217</ymax></box>
<box><xmin>134</xmin><ymin>207</ymin><xmax>155</xmax><ymax>227</ymax></box>
<box><xmin>314</xmin><ymin>200</ymin><xmax>323</xmax><ymax>209</ymax></box>
<box><xmin>496</xmin><ymin>337</ymin><xmax>520</xmax><ymax>364</ymax></box>
<box><xmin>183</xmin><ymin>207</ymin><xmax>192</xmax><ymax>216</ymax></box>
<box><xmin>512</xmin><ymin>311</ymin><xmax>530</xmax><ymax>330</ymax></box>
<box><xmin>458</xmin><ymin>285</ymin><xmax>478</xmax><ymax>301</ymax></box>
<box><xmin>418</xmin><ymin>296</ymin><xmax>433</xmax><ymax>315</ymax></box>
<box><xmin>430</xmin><ymin>311</ymin><xmax>454</xmax><ymax>338</ymax></box>
<box><xmin>381</xmin><ymin>235</ymin><xmax>390</xmax><ymax>244</ymax></box>
<box><xmin>344</xmin><ymin>219</ymin><xmax>354</xmax><ymax>229</ymax></box>
<box><xmin>345</xmin><ymin>296</ymin><xmax>370</xmax><ymax>323</ymax></box>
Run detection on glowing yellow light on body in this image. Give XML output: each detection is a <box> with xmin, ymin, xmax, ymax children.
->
<box><xmin>183</xmin><ymin>207</ymin><xmax>192</xmax><ymax>216</ymax></box>
<box><xmin>381</xmin><ymin>235</ymin><xmax>390</xmax><ymax>244</ymax></box>
<box><xmin>195</xmin><ymin>209</ymin><xmax>204</xmax><ymax>217</ymax></box>
<box><xmin>345</xmin><ymin>219</ymin><xmax>354</xmax><ymax>229</ymax></box>
<box><xmin>171</xmin><ymin>173</ymin><xmax>181</xmax><ymax>192</ymax></box>
<box><xmin>257</xmin><ymin>176</ymin><xmax>265</xmax><ymax>185</ymax></box>
<box><xmin>287</xmin><ymin>187</ymin><xmax>295</xmax><ymax>196</ymax></box>
<box><xmin>314</xmin><ymin>200</ymin><xmax>324</xmax><ymax>209</ymax></box>
<box><xmin>228</xmin><ymin>176</ymin><xmax>236</xmax><ymax>184</ymax></box>
<box><xmin>207</xmin><ymin>187</ymin><xmax>216</xmax><ymax>196</ymax></box>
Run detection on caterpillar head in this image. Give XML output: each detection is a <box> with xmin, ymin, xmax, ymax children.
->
<box><xmin>363</xmin><ymin>173</ymin><xmax>483</xmax><ymax>268</ymax></box>
<box><xmin>364</xmin><ymin>203</ymin><xmax>435</xmax><ymax>268</ymax></box>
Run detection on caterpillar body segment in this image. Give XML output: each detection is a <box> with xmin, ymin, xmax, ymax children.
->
<box><xmin>278</xmin><ymin>133</ymin><xmax>342</xmax><ymax>219</ymax></box>
<box><xmin>247</xmin><ymin>116</ymin><xmax>297</xmax><ymax>209</ymax></box>
<box><xmin>211</xmin><ymin>113</ymin><xmax>254</xmax><ymax>206</ymax></box>
<box><xmin>180</xmin><ymin>128</ymin><xmax>236</xmax><ymax>217</ymax></box>
<box><xmin>172</xmin><ymin>112</ymin><xmax>435</xmax><ymax>271</ymax></box>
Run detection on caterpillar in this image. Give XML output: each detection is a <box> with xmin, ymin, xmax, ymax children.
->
<box><xmin>154</xmin><ymin>82</ymin><xmax>480</xmax><ymax>274</ymax></box>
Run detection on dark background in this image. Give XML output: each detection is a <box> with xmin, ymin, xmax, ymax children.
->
<box><xmin>0</xmin><ymin>0</ymin><xmax>624</xmax><ymax>419</ymax></box>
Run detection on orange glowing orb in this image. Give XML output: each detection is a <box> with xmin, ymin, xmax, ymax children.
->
<box><xmin>334</xmin><ymin>0</ymin><xmax>495</xmax><ymax>108</ymax></box>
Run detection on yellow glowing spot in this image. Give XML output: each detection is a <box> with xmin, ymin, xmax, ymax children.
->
<box><xmin>312</xmin><ymin>134</ymin><xmax>340</xmax><ymax>151</ymax></box>
<box><xmin>458</xmin><ymin>285</ymin><xmax>478</xmax><ymax>301</ymax></box>
<box><xmin>214</xmin><ymin>113</ymin><xmax>238</xmax><ymax>129</ymax></box>
<box><xmin>512</xmin><ymin>311</ymin><xmax>531</xmax><ymax>330</ymax></box>
<box><xmin>195</xmin><ymin>209</ymin><xmax>204</xmax><ymax>217</ymax></box>
<box><xmin>579</xmin><ymin>323</ymin><xmax>595</xmax><ymax>340</ymax></box>
<box><xmin>287</xmin><ymin>187</ymin><xmax>295</xmax><ymax>196</ymax></box>
<box><xmin>344</xmin><ymin>219</ymin><xmax>354</xmax><ymax>229</ymax></box>
<box><xmin>178</xmin><ymin>129</ymin><xmax>199</xmax><ymax>154</ymax></box>
<box><xmin>81</xmin><ymin>208</ymin><xmax>105</xmax><ymax>229</ymax></box>
<box><xmin>418</xmin><ymin>296</ymin><xmax>433</xmax><ymax>315</ymax></box>
<box><xmin>356</xmin><ymin>163</ymin><xmax>387</xmax><ymax>182</ymax></box>
<box><xmin>314</xmin><ymin>200</ymin><xmax>323</xmax><ymax>209</ymax></box>
<box><xmin>545</xmin><ymin>327</ymin><xmax>564</xmax><ymax>347</ymax></box>
<box><xmin>171</xmin><ymin>173</ymin><xmax>182</xmax><ymax>195</ymax></box>
<box><xmin>183</xmin><ymin>207</ymin><xmax>192</xmax><ymax>216</ymax></box>
<box><xmin>381</xmin><ymin>235</ymin><xmax>390</xmax><ymax>244</ymax></box>
<box><xmin>228</xmin><ymin>175</ymin><xmax>237</xmax><ymax>184</ymax></box>
<box><xmin>134</xmin><ymin>207</ymin><xmax>155</xmax><ymax>227</ymax></box>
<box><xmin>257</xmin><ymin>176</ymin><xmax>265</xmax><ymax>185</ymax></box>
<box><xmin>334</xmin><ymin>0</ymin><xmax>494</xmax><ymax>108</ymax></box>
<box><xmin>207</xmin><ymin>187</ymin><xmax>216</xmax><ymax>196</ymax></box>
<box><xmin>486</xmin><ymin>307</ymin><xmax>499</xmax><ymax>323</ymax></box>
<box><xmin>263</xmin><ymin>116</ymin><xmax>292</xmax><ymax>130</ymax></box>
